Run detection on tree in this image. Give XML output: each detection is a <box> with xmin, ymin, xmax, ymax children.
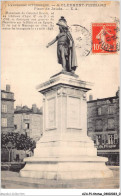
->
<box><xmin>1</xmin><ymin>132</ymin><xmax>36</xmax><ymax>160</ymax></box>
<box><xmin>16</xmin><ymin>134</ymin><xmax>36</xmax><ymax>155</ymax></box>
<box><xmin>1</xmin><ymin>132</ymin><xmax>17</xmax><ymax>149</ymax></box>
<box><xmin>1</xmin><ymin>132</ymin><xmax>17</xmax><ymax>162</ymax></box>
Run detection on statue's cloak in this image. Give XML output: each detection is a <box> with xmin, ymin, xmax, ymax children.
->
<box><xmin>68</xmin><ymin>42</ymin><xmax>77</xmax><ymax>71</ymax></box>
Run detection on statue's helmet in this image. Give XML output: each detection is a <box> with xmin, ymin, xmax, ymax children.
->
<box><xmin>56</xmin><ymin>16</ymin><xmax>68</xmax><ymax>28</ymax></box>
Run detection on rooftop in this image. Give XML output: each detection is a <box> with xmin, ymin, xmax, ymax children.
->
<box><xmin>87</xmin><ymin>96</ymin><xmax>118</xmax><ymax>103</ymax></box>
<box><xmin>14</xmin><ymin>105</ymin><xmax>42</xmax><ymax>115</ymax></box>
<box><xmin>1</xmin><ymin>90</ymin><xmax>14</xmax><ymax>94</ymax></box>
<box><xmin>88</xmin><ymin>89</ymin><xmax>119</xmax><ymax>103</ymax></box>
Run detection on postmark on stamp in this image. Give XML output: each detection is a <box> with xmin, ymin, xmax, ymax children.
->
<box><xmin>92</xmin><ymin>23</ymin><xmax>119</xmax><ymax>53</ymax></box>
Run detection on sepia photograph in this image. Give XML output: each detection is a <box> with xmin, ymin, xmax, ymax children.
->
<box><xmin>1</xmin><ymin>0</ymin><xmax>120</xmax><ymax>193</ymax></box>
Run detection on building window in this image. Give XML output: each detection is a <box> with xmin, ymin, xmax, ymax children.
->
<box><xmin>2</xmin><ymin>104</ymin><xmax>7</xmax><ymax>113</ymax></box>
<box><xmin>113</xmin><ymin>99</ymin><xmax>116</xmax><ymax>103</ymax></box>
<box><xmin>25</xmin><ymin>123</ymin><xmax>30</xmax><ymax>129</ymax></box>
<box><xmin>2</xmin><ymin>93</ymin><xmax>7</xmax><ymax>98</ymax></box>
<box><xmin>96</xmin><ymin>135</ymin><xmax>102</xmax><ymax>145</ymax></box>
<box><xmin>108</xmin><ymin>105</ymin><xmax>114</xmax><ymax>114</ymax></box>
<box><xmin>108</xmin><ymin>118</ymin><xmax>114</xmax><ymax>129</ymax></box>
<box><xmin>108</xmin><ymin>134</ymin><xmax>114</xmax><ymax>144</ymax></box>
<box><xmin>2</xmin><ymin>118</ymin><xmax>7</xmax><ymax>127</ymax></box>
<box><xmin>97</xmin><ymin>107</ymin><xmax>101</xmax><ymax>115</ymax></box>
<box><xmin>114</xmin><ymin>134</ymin><xmax>118</xmax><ymax>144</ymax></box>
<box><xmin>14</xmin><ymin>125</ymin><xmax>17</xmax><ymax>129</ymax></box>
<box><xmin>95</xmin><ymin>119</ymin><xmax>103</xmax><ymax>131</ymax></box>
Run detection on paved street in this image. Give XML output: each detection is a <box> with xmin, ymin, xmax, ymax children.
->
<box><xmin>1</xmin><ymin>166</ymin><xmax>120</xmax><ymax>189</ymax></box>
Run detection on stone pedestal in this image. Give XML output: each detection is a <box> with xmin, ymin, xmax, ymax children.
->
<box><xmin>20</xmin><ymin>71</ymin><xmax>113</xmax><ymax>179</ymax></box>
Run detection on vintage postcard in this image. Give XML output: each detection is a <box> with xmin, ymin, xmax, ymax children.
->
<box><xmin>1</xmin><ymin>0</ymin><xmax>120</xmax><ymax>194</ymax></box>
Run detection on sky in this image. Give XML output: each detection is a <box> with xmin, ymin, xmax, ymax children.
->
<box><xmin>1</xmin><ymin>1</ymin><xmax>120</xmax><ymax>109</ymax></box>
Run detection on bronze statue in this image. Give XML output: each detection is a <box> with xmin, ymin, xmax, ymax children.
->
<box><xmin>46</xmin><ymin>17</ymin><xmax>77</xmax><ymax>73</ymax></box>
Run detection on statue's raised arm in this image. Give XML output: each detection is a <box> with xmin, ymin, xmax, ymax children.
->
<box><xmin>46</xmin><ymin>16</ymin><xmax>77</xmax><ymax>73</ymax></box>
<box><xmin>46</xmin><ymin>38</ymin><xmax>57</xmax><ymax>48</ymax></box>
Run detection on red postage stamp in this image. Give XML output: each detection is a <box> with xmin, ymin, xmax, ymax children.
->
<box><xmin>92</xmin><ymin>23</ymin><xmax>117</xmax><ymax>53</ymax></box>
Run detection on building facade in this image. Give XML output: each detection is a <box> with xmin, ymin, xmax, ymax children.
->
<box><xmin>87</xmin><ymin>91</ymin><xmax>119</xmax><ymax>165</ymax></box>
<box><xmin>14</xmin><ymin>104</ymin><xmax>43</xmax><ymax>141</ymax></box>
<box><xmin>1</xmin><ymin>85</ymin><xmax>15</xmax><ymax>133</ymax></box>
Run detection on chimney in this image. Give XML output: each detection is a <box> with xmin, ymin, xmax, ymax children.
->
<box><xmin>6</xmin><ymin>84</ymin><xmax>10</xmax><ymax>92</ymax></box>
<box><xmin>116</xmin><ymin>87</ymin><xmax>120</xmax><ymax>97</ymax></box>
<box><xmin>89</xmin><ymin>94</ymin><xmax>93</xmax><ymax>101</ymax></box>
<box><xmin>32</xmin><ymin>104</ymin><xmax>37</xmax><ymax>113</ymax></box>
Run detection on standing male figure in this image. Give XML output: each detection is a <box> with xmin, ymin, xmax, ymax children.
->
<box><xmin>46</xmin><ymin>16</ymin><xmax>77</xmax><ymax>72</ymax></box>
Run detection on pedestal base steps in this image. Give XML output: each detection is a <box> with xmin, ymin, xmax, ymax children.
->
<box><xmin>20</xmin><ymin>132</ymin><xmax>113</xmax><ymax>179</ymax></box>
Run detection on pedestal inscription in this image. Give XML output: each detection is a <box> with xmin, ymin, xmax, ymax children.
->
<box><xmin>46</xmin><ymin>97</ymin><xmax>56</xmax><ymax>129</ymax></box>
<box><xmin>67</xmin><ymin>96</ymin><xmax>81</xmax><ymax>129</ymax></box>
